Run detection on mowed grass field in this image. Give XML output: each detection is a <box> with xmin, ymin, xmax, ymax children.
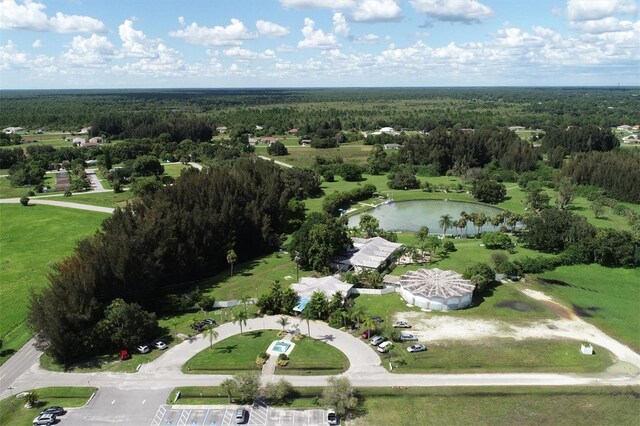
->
<box><xmin>0</xmin><ymin>204</ymin><xmax>108</xmax><ymax>365</ymax></box>
<box><xmin>0</xmin><ymin>175</ymin><xmax>57</xmax><ymax>199</ymax></box>
<box><xmin>0</xmin><ymin>386</ymin><xmax>96</xmax><ymax>426</ymax></box>
<box><xmin>533</xmin><ymin>265</ymin><xmax>640</xmax><ymax>352</ymax></box>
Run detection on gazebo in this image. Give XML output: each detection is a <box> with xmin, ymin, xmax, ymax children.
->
<box><xmin>399</xmin><ymin>268</ymin><xmax>475</xmax><ymax>311</ymax></box>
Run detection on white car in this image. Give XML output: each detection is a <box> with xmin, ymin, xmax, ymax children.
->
<box><xmin>153</xmin><ymin>340</ymin><xmax>168</xmax><ymax>350</ymax></box>
<box><xmin>407</xmin><ymin>344</ymin><xmax>427</xmax><ymax>353</ymax></box>
<box><xmin>370</xmin><ymin>335</ymin><xmax>386</xmax><ymax>346</ymax></box>
<box><xmin>393</xmin><ymin>321</ymin><xmax>411</xmax><ymax>328</ymax></box>
<box><xmin>377</xmin><ymin>341</ymin><xmax>394</xmax><ymax>353</ymax></box>
<box><xmin>400</xmin><ymin>333</ymin><xmax>418</xmax><ymax>342</ymax></box>
<box><xmin>136</xmin><ymin>345</ymin><xmax>150</xmax><ymax>354</ymax></box>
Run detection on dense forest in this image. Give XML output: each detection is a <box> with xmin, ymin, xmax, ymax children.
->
<box><xmin>2</xmin><ymin>87</ymin><xmax>639</xmax><ymax>132</ymax></box>
<box><xmin>29</xmin><ymin>159</ymin><xmax>299</xmax><ymax>362</ymax></box>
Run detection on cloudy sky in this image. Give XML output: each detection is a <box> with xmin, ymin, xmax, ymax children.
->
<box><xmin>1</xmin><ymin>0</ymin><xmax>638</xmax><ymax>89</ymax></box>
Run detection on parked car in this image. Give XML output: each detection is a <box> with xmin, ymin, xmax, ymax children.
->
<box><xmin>370</xmin><ymin>315</ymin><xmax>384</xmax><ymax>323</ymax></box>
<box><xmin>377</xmin><ymin>341</ymin><xmax>394</xmax><ymax>353</ymax></box>
<box><xmin>153</xmin><ymin>340</ymin><xmax>168</xmax><ymax>350</ymax></box>
<box><xmin>32</xmin><ymin>413</ymin><xmax>56</xmax><ymax>426</ymax></box>
<box><xmin>407</xmin><ymin>344</ymin><xmax>427</xmax><ymax>353</ymax></box>
<box><xmin>40</xmin><ymin>406</ymin><xmax>64</xmax><ymax>416</ymax></box>
<box><xmin>370</xmin><ymin>335</ymin><xmax>386</xmax><ymax>346</ymax></box>
<box><xmin>202</xmin><ymin>318</ymin><xmax>216</xmax><ymax>325</ymax></box>
<box><xmin>400</xmin><ymin>333</ymin><xmax>418</xmax><ymax>342</ymax></box>
<box><xmin>360</xmin><ymin>329</ymin><xmax>374</xmax><ymax>339</ymax></box>
<box><xmin>136</xmin><ymin>345</ymin><xmax>150</xmax><ymax>354</ymax></box>
<box><xmin>392</xmin><ymin>321</ymin><xmax>411</xmax><ymax>328</ymax></box>
<box><xmin>119</xmin><ymin>349</ymin><xmax>130</xmax><ymax>360</ymax></box>
<box><xmin>235</xmin><ymin>408</ymin><xmax>247</xmax><ymax>424</ymax></box>
<box><xmin>327</xmin><ymin>409</ymin><xmax>338</xmax><ymax>425</ymax></box>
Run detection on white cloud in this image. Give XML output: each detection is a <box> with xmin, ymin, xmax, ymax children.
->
<box><xmin>260</xmin><ymin>49</ymin><xmax>277</xmax><ymax>59</ymax></box>
<box><xmin>169</xmin><ymin>19</ymin><xmax>255</xmax><ymax>46</ymax></box>
<box><xmin>333</xmin><ymin>12</ymin><xmax>350</xmax><ymax>37</ymax></box>
<box><xmin>119</xmin><ymin>20</ymin><xmax>156</xmax><ymax>58</ymax></box>
<box><xmin>223</xmin><ymin>46</ymin><xmax>257</xmax><ymax>59</ymax></box>
<box><xmin>178</xmin><ymin>16</ymin><xmax>185</xmax><ymax>25</ymax></box>
<box><xmin>32</xmin><ymin>39</ymin><xmax>42</xmax><ymax>48</ymax></box>
<box><xmin>567</xmin><ymin>0</ymin><xmax>638</xmax><ymax>21</ymax></box>
<box><xmin>276</xmin><ymin>44</ymin><xmax>296</xmax><ymax>53</ymax></box>
<box><xmin>298</xmin><ymin>17</ymin><xmax>339</xmax><ymax>49</ymax></box>
<box><xmin>0</xmin><ymin>40</ymin><xmax>29</xmax><ymax>70</ymax></box>
<box><xmin>570</xmin><ymin>17</ymin><xmax>637</xmax><ymax>33</ymax></box>
<box><xmin>256</xmin><ymin>20</ymin><xmax>290</xmax><ymax>37</ymax></box>
<box><xmin>355</xmin><ymin>33</ymin><xmax>380</xmax><ymax>44</ymax></box>
<box><xmin>62</xmin><ymin>34</ymin><xmax>116</xmax><ymax>66</ymax></box>
<box><xmin>0</xmin><ymin>0</ymin><xmax>106</xmax><ymax>33</ymax></box>
<box><xmin>113</xmin><ymin>43</ymin><xmax>192</xmax><ymax>78</ymax></box>
<box><xmin>280</xmin><ymin>0</ymin><xmax>355</xmax><ymax>8</ymax></box>
<box><xmin>352</xmin><ymin>0</ymin><xmax>402</xmax><ymax>22</ymax></box>
<box><xmin>410</xmin><ymin>0</ymin><xmax>493</xmax><ymax>23</ymax></box>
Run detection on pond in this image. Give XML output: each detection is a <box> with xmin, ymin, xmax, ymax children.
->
<box><xmin>348</xmin><ymin>200</ymin><xmax>504</xmax><ymax>234</ymax></box>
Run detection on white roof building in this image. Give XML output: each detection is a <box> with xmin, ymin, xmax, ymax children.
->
<box><xmin>335</xmin><ymin>237</ymin><xmax>403</xmax><ymax>272</ymax></box>
<box><xmin>3</xmin><ymin>127</ymin><xmax>23</xmax><ymax>134</ymax></box>
<box><xmin>399</xmin><ymin>268</ymin><xmax>475</xmax><ymax>311</ymax></box>
<box><xmin>291</xmin><ymin>276</ymin><xmax>353</xmax><ymax>312</ymax></box>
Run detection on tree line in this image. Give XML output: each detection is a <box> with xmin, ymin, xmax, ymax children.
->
<box><xmin>29</xmin><ymin>159</ymin><xmax>299</xmax><ymax>363</ymax></box>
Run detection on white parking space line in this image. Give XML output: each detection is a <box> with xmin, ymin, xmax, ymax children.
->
<box><xmin>177</xmin><ymin>409</ymin><xmax>191</xmax><ymax>425</ymax></box>
<box><xmin>222</xmin><ymin>408</ymin><xmax>234</xmax><ymax>425</ymax></box>
<box><xmin>150</xmin><ymin>405</ymin><xmax>166</xmax><ymax>426</ymax></box>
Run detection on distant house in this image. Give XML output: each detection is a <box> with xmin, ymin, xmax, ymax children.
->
<box><xmin>78</xmin><ymin>127</ymin><xmax>91</xmax><ymax>134</ymax></box>
<box><xmin>216</xmin><ymin>126</ymin><xmax>228</xmax><ymax>133</ymax></box>
<box><xmin>80</xmin><ymin>141</ymin><xmax>99</xmax><ymax>148</ymax></box>
<box><xmin>617</xmin><ymin>125</ymin><xmax>632</xmax><ymax>132</ymax></box>
<box><xmin>622</xmin><ymin>135</ymin><xmax>639</xmax><ymax>144</ymax></box>
<box><xmin>3</xmin><ymin>126</ymin><xmax>23</xmax><ymax>134</ymax></box>
<box><xmin>89</xmin><ymin>136</ymin><xmax>103</xmax><ymax>144</ymax></box>
<box><xmin>261</xmin><ymin>137</ymin><xmax>279</xmax><ymax>145</ymax></box>
<box><xmin>460</xmin><ymin>128</ymin><xmax>475</xmax><ymax>134</ymax></box>
<box><xmin>255</xmin><ymin>125</ymin><xmax>264</xmax><ymax>130</ymax></box>
<box><xmin>384</xmin><ymin>143</ymin><xmax>401</xmax><ymax>150</ymax></box>
<box><xmin>333</xmin><ymin>236</ymin><xmax>403</xmax><ymax>273</ymax></box>
<box><xmin>291</xmin><ymin>276</ymin><xmax>354</xmax><ymax>312</ymax></box>
<box><xmin>287</xmin><ymin>128</ymin><xmax>299</xmax><ymax>135</ymax></box>
<box><xmin>248</xmin><ymin>137</ymin><xmax>258</xmax><ymax>145</ymax></box>
<box><xmin>72</xmin><ymin>137</ymin><xmax>86</xmax><ymax>145</ymax></box>
<box><xmin>300</xmin><ymin>139</ymin><xmax>311</xmax><ymax>146</ymax></box>
<box><xmin>508</xmin><ymin>126</ymin><xmax>525</xmax><ymax>131</ymax></box>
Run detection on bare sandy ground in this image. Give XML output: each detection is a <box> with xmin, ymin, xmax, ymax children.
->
<box><xmin>394</xmin><ymin>289</ymin><xmax>640</xmax><ymax>369</ymax></box>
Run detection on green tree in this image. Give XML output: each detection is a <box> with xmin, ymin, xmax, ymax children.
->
<box><xmin>306</xmin><ymin>291</ymin><xmax>330</xmax><ymax>320</ymax></box>
<box><xmin>267</xmin><ymin>141</ymin><xmax>288</xmax><ymax>156</ymax></box>
<box><xmin>289</xmin><ymin>213</ymin><xmax>351</xmax><ymax>272</ymax></box>
<box><xmin>277</xmin><ymin>316</ymin><xmax>289</xmax><ymax>333</ymax></box>
<box><xmin>555</xmin><ymin>177</ymin><xmax>576</xmax><ymax>210</ymax></box>
<box><xmin>233</xmin><ymin>310</ymin><xmax>248</xmax><ymax>335</ymax></box>
<box><xmin>132</xmin><ymin>155</ymin><xmax>164</xmax><ymax>177</ymax></box>
<box><xmin>359</xmin><ymin>214</ymin><xmax>380</xmax><ymax>238</ymax></box>
<box><xmin>438</xmin><ymin>214</ymin><xmax>453</xmax><ymax>236</ymax></box>
<box><xmin>481</xmin><ymin>232</ymin><xmax>513</xmax><ymax>249</ymax></box>
<box><xmin>199</xmin><ymin>295</ymin><xmax>216</xmax><ymax>314</ymax></box>
<box><xmin>592</xmin><ymin>199</ymin><xmax>605</xmax><ymax>218</ymax></box>
<box><xmin>525</xmin><ymin>184</ymin><xmax>551</xmax><ymax>211</ymax></box>
<box><xmin>220</xmin><ymin>378</ymin><xmax>236</xmax><ymax>403</ymax></box>
<box><xmin>226</xmin><ymin>249</ymin><xmax>238</xmax><ymax>277</ymax></box>
<box><xmin>471</xmin><ymin>178</ymin><xmax>506</xmax><ymax>203</ymax></box>
<box><xmin>205</xmin><ymin>324</ymin><xmax>219</xmax><ymax>350</ymax></box>
<box><xmin>367</xmin><ymin>144</ymin><xmax>389</xmax><ymax>174</ymax></box>
<box><xmin>463</xmin><ymin>263</ymin><xmax>495</xmax><ymax>293</ymax></box>
<box><xmin>263</xmin><ymin>379</ymin><xmax>293</xmax><ymax>404</ymax></box>
<box><xmin>239</xmin><ymin>295</ymin><xmax>252</xmax><ymax>314</ymax></box>
<box><xmin>96</xmin><ymin>299</ymin><xmax>158</xmax><ymax>350</ymax></box>
<box><xmin>321</xmin><ymin>377</ymin><xmax>359</xmax><ymax>418</ymax></box>
<box><xmin>233</xmin><ymin>372</ymin><xmax>262</xmax><ymax>404</ymax></box>
<box><xmin>301</xmin><ymin>307</ymin><xmax>313</xmax><ymax>337</ymax></box>
<box><xmin>416</xmin><ymin>226</ymin><xmax>430</xmax><ymax>246</ymax></box>
<box><xmin>19</xmin><ymin>195</ymin><xmax>29</xmax><ymax>206</ymax></box>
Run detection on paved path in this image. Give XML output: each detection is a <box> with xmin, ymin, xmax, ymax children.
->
<box><xmin>86</xmin><ymin>168</ymin><xmax>108</xmax><ymax>192</ymax></box>
<box><xmin>0</xmin><ymin>197</ymin><xmax>115</xmax><ymax>213</ymax></box>
<box><xmin>257</xmin><ymin>156</ymin><xmax>294</xmax><ymax>168</ymax></box>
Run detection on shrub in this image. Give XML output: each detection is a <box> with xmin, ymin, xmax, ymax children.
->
<box><xmin>64</xmin><ymin>189</ymin><xmax>72</xmax><ymax>197</ymax></box>
<box><xmin>276</xmin><ymin>353</ymin><xmax>289</xmax><ymax>366</ymax></box>
<box><xmin>481</xmin><ymin>231</ymin><xmax>513</xmax><ymax>249</ymax></box>
<box><xmin>19</xmin><ymin>195</ymin><xmax>29</xmax><ymax>206</ymax></box>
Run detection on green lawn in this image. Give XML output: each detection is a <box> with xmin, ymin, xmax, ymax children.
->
<box><xmin>182</xmin><ymin>330</ymin><xmax>280</xmax><ymax>374</ymax></box>
<box><xmin>0</xmin><ymin>204</ymin><xmax>108</xmax><ymax>365</ymax></box>
<box><xmin>0</xmin><ymin>175</ymin><xmax>57</xmax><ymax>199</ymax></box>
<box><xmin>276</xmin><ymin>335</ymin><xmax>349</xmax><ymax>375</ymax></box>
<box><xmin>50</xmin><ymin>191</ymin><xmax>134</xmax><ymax>208</ymax></box>
<box><xmin>255</xmin><ymin>142</ymin><xmax>373</xmax><ymax>169</ymax></box>
<box><xmin>190</xmin><ymin>252</ymin><xmax>314</xmax><ymax>302</ymax></box>
<box><xmin>353</xmin><ymin>386</ymin><xmax>640</xmax><ymax>426</ymax></box>
<box><xmin>382</xmin><ymin>338</ymin><xmax>613</xmax><ymax>374</ymax></box>
<box><xmin>163</xmin><ymin>163</ymin><xmax>192</xmax><ymax>178</ymax></box>
<box><xmin>0</xmin><ymin>387</ymin><xmax>96</xmax><ymax>426</ymax></box>
<box><xmin>532</xmin><ymin>264</ymin><xmax>640</xmax><ymax>352</ymax></box>
<box><xmin>182</xmin><ymin>330</ymin><xmax>349</xmax><ymax>375</ymax></box>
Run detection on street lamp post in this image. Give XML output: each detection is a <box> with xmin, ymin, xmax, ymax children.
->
<box><xmin>294</xmin><ymin>251</ymin><xmax>300</xmax><ymax>281</ymax></box>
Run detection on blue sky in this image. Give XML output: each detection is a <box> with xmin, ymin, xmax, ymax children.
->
<box><xmin>1</xmin><ymin>0</ymin><xmax>638</xmax><ymax>88</ymax></box>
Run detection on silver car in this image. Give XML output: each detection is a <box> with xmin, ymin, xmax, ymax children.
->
<box><xmin>407</xmin><ymin>344</ymin><xmax>427</xmax><ymax>353</ymax></box>
<box><xmin>400</xmin><ymin>333</ymin><xmax>418</xmax><ymax>341</ymax></box>
<box><xmin>370</xmin><ymin>335</ymin><xmax>386</xmax><ymax>346</ymax></box>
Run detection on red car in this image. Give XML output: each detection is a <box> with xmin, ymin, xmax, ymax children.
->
<box><xmin>361</xmin><ymin>329</ymin><xmax>374</xmax><ymax>339</ymax></box>
<box><xmin>119</xmin><ymin>349</ymin><xmax>130</xmax><ymax>360</ymax></box>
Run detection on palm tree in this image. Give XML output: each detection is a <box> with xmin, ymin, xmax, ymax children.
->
<box><xmin>205</xmin><ymin>324</ymin><xmax>219</xmax><ymax>350</ymax></box>
<box><xmin>233</xmin><ymin>310</ymin><xmax>248</xmax><ymax>335</ymax></box>
<box><xmin>453</xmin><ymin>219</ymin><xmax>464</xmax><ymax>237</ymax></box>
<box><xmin>301</xmin><ymin>308</ymin><xmax>313</xmax><ymax>337</ymax></box>
<box><xmin>350</xmin><ymin>305</ymin><xmax>366</xmax><ymax>325</ymax></box>
<box><xmin>477</xmin><ymin>213</ymin><xmax>487</xmax><ymax>235</ymax></box>
<box><xmin>491</xmin><ymin>214</ymin><xmax>502</xmax><ymax>230</ymax></box>
<box><xmin>340</xmin><ymin>310</ymin><xmax>351</xmax><ymax>329</ymax></box>
<box><xmin>457</xmin><ymin>215</ymin><xmax>468</xmax><ymax>237</ymax></box>
<box><xmin>239</xmin><ymin>295</ymin><xmax>252</xmax><ymax>314</ymax></box>
<box><xmin>362</xmin><ymin>317</ymin><xmax>377</xmax><ymax>334</ymax></box>
<box><xmin>226</xmin><ymin>249</ymin><xmax>238</xmax><ymax>277</ymax></box>
<box><xmin>220</xmin><ymin>378</ymin><xmax>235</xmax><ymax>403</ymax></box>
<box><xmin>439</xmin><ymin>214</ymin><xmax>453</xmax><ymax>236</ymax></box>
<box><xmin>277</xmin><ymin>316</ymin><xmax>289</xmax><ymax>333</ymax></box>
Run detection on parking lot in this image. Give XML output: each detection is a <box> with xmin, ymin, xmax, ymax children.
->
<box><xmin>150</xmin><ymin>403</ymin><xmax>329</xmax><ymax>426</ymax></box>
